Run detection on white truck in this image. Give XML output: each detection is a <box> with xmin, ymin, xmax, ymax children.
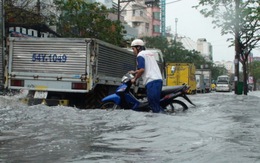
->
<box><xmin>6</xmin><ymin>37</ymin><xmax>140</xmax><ymax>108</ymax></box>
<box><xmin>195</xmin><ymin>73</ymin><xmax>205</xmax><ymax>93</ymax></box>
<box><xmin>196</xmin><ymin>69</ymin><xmax>212</xmax><ymax>93</ymax></box>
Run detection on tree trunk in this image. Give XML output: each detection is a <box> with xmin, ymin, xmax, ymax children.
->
<box><xmin>253</xmin><ymin>79</ymin><xmax>257</xmax><ymax>91</ymax></box>
<box><xmin>242</xmin><ymin>62</ymin><xmax>248</xmax><ymax>95</ymax></box>
<box><xmin>234</xmin><ymin>0</ymin><xmax>240</xmax><ymax>95</ymax></box>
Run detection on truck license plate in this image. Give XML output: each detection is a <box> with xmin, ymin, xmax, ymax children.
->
<box><xmin>34</xmin><ymin>91</ymin><xmax>48</xmax><ymax>99</ymax></box>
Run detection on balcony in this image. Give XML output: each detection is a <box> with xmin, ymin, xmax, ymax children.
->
<box><xmin>131</xmin><ymin>16</ymin><xmax>149</xmax><ymax>23</ymax></box>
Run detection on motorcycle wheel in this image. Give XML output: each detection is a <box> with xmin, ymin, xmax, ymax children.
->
<box><xmin>164</xmin><ymin>100</ymin><xmax>188</xmax><ymax>113</ymax></box>
<box><xmin>99</xmin><ymin>101</ymin><xmax>121</xmax><ymax>110</ymax></box>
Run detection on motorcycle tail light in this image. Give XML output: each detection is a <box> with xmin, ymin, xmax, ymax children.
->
<box><xmin>72</xmin><ymin>83</ymin><xmax>87</xmax><ymax>89</ymax></box>
<box><xmin>11</xmin><ymin>79</ymin><xmax>24</xmax><ymax>87</ymax></box>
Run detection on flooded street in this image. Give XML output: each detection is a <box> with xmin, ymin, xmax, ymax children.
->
<box><xmin>1</xmin><ymin>91</ymin><xmax>260</xmax><ymax>163</ymax></box>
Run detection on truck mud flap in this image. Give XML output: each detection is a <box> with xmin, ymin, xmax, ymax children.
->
<box><xmin>20</xmin><ymin>98</ymin><xmax>69</xmax><ymax>106</ymax></box>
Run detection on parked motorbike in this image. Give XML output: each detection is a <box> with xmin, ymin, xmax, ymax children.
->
<box><xmin>100</xmin><ymin>73</ymin><xmax>195</xmax><ymax>113</ymax></box>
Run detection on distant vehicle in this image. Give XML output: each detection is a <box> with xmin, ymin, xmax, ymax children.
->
<box><xmin>166</xmin><ymin>63</ymin><xmax>196</xmax><ymax>94</ymax></box>
<box><xmin>196</xmin><ymin>69</ymin><xmax>212</xmax><ymax>93</ymax></box>
<box><xmin>216</xmin><ymin>75</ymin><xmax>232</xmax><ymax>92</ymax></box>
<box><xmin>195</xmin><ymin>74</ymin><xmax>205</xmax><ymax>93</ymax></box>
<box><xmin>211</xmin><ymin>83</ymin><xmax>216</xmax><ymax>91</ymax></box>
<box><xmin>248</xmin><ymin>83</ymin><xmax>253</xmax><ymax>91</ymax></box>
<box><xmin>217</xmin><ymin>75</ymin><xmax>230</xmax><ymax>82</ymax></box>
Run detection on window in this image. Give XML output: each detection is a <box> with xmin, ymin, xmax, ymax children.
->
<box><xmin>132</xmin><ymin>10</ymin><xmax>135</xmax><ymax>16</ymax></box>
<box><xmin>145</xmin><ymin>23</ymin><xmax>149</xmax><ymax>29</ymax></box>
<box><xmin>140</xmin><ymin>10</ymin><xmax>143</xmax><ymax>16</ymax></box>
<box><xmin>153</xmin><ymin>12</ymin><xmax>160</xmax><ymax>20</ymax></box>
<box><xmin>133</xmin><ymin>22</ymin><xmax>140</xmax><ymax>27</ymax></box>
<box><xmin>153</xmin><ymin>25</ymin><xmax>160</xmax><ymax>33</ymax></box>
<box><xmin>121</xmin><ymin>10</ymin><xmax>126</xmax><ymax>16</ymax></box>
<box><xmin>146</xmin><ymin>23</ymin><xmax>149</xmax><ymax>32</ymax></box>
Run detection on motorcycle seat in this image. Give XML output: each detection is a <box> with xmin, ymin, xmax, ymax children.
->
<box><xmin>161</xmin><ymin>85</ymin><xmax>185</xmax><ymax>96</ymax></box>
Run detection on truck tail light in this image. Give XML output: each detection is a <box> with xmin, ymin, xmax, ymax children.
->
<box><xmin>11</xmin><ymin>79</ymin><xmax>24</xmax><ymax>87</ymax></box>
<box><xmin>72</xmin><ymin>83</ymin><xmax>86</xmax><ymax>90</ymax></box>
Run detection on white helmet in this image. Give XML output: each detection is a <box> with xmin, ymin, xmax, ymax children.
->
<box><xmin>131</xmin><ymin>39</ymin><xmax>145</xmax><ymax>47</ymax></box>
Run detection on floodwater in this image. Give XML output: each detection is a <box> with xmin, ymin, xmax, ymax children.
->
<box><xmin>1</xmin><ymin>91</ymin><xmax>260</xmax><ymax>163</ymax></box>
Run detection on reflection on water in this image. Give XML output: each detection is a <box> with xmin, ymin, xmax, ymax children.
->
<box><xmin>1</xmin><ymin>92</ymin><xmax>260</xmax><ymax>162</ymax></box>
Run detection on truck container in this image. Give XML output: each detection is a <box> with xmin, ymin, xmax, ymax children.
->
<box><xmin>166</xmin><ymin>63</ymin><xmax>196</xmax><ymax>94</ymax></box>
<box><xmin>7</xmin><ymin>37</ymin><xmax>139</xmax><ymax>108</ymax></box>
<box><xmin>196</xmin><ymin>69</ymin><xmax>212</xmax><ymax>93</ymax></box>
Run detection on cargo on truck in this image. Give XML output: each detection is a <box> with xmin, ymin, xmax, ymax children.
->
<box><xmin>166</xmin><ymin>63</ymin><xmax>196</xmax><ymax>94</ymax></box>
<box><xmin>6</xmin><ymin>37</ymin><xmax>142</xmax><ymax>108</ymax></box>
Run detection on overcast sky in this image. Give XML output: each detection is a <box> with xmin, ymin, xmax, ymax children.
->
<box><xmin>165</xmin><ymin>0</ymin><xmax>260</xmax><ymax>62</ymax></box>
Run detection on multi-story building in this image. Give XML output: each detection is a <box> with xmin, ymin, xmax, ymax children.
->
<box><xmin>253</xmin><ymin>56</ymin><xmax>260</xmax><ymax>61</ymax></box>
<box><xmin>197</xmin><ymin>38</ymin><xmax>213</xmax><ymax>61</ymax></box>
<box><xmin>146</xmin><ymin>1</ymin><xmax>161</xmax><ymax>37</ymax></box>
<box><xmin>176</xmin><ymin>36</ymin><xmax>213</xmax><ymax>61</ymax></box>
<box><xmin>119</xmin><ymin>0</ymin><xmax>161</xmax><ymax>38</ymax></box>
<box><xmin>120</xmin><ymin>0</ymin><xmax>150</xmax><ymax>38</ymax></box>
<box><xmin>176</xmin><ymin>36</ymin><xmax>197</xmax><ymax>51</ymax></box>
<box><xmin>214</xmin><ymin>60</ymin><xmax>234</xmax><ymax>75</ymax></box>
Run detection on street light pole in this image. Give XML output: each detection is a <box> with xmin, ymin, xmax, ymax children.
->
<box><xmin>175</xmin><ymin>18</ymin><xmax>178</xmax><ymax>41</ymax></box>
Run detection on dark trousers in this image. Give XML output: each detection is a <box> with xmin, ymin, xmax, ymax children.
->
<box><xmin>145</xmin><ymin>80</ymin><xmax>163</xmax><ymax>113</ymax></box>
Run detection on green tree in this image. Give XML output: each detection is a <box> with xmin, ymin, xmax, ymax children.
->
<box><xmin>195</xmin><ymin>0</ymin><xmax>260</xmax><ymax>95</ymax></box>
<box><xmin>211</xmin><ymin>65</ymin><xmax>228</xmax><ymax>82</ymax></box>
<box><xmin>5</xmin><ymin>0</ymin><xmax>56</xmax><ymax>36</ymax></box>
<box><xmin>142</xmin><ymin>36</ymin><xmax>170</xmax><ymax>54</ymax></box>
<box><xmin>142</xmin><ymin>36</ymin><xmax>231</xmax><ymax>86</ymax></box>
<box><xmin>54</xmin><ymin>0</ymin><xmax>125</xmax><ymax>46</ymax></box>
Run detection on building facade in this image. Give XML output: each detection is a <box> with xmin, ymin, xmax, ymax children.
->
<box><xmin>120</xmin><ymin>0</ymin><xmax>150</xmax><ymax>38</ymax></box>
<box><xmin>119</xmin><ymin>0</ymin><xmax>161</xmax><ymax>38</ymax></box>
<box><xmin>214</xmin><ymin>60</ymin><xmax>234</xmax><ymax>75</ymax></box>
<box><xmin>176</xmin><ymin>36</ymin><xmax>197</xmax><ymax>51</ymax></box>
<box><xmin>197</xmin><ymin>38</ymin><xmax>213</xmax><ymax>61</ymax></box>
<box><xmin>146</xmin><ymin>2</ymin><xmax>161</xmax><ymax>37</ymax></box>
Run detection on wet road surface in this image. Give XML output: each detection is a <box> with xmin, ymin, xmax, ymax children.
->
<box><xmin>1</xmin><ymin>91</ymin><xmax>260</xmax><ymax>163</ymax></box>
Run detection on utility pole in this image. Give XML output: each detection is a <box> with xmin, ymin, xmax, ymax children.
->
<box><xmin>1</xmin><ymin>0</ymin><xmax>5</xmax><ymax>90</ymax></box>
<box><xmin>234</xmin><ymin>0</ymin><xmax>240</xmax><ymax>94</ymax></box>
<box><xmin>173</xmin><ymin>18</ymin><xmax>178</xmax><ymax>56</ymax></box>
<box><xmin>117</xmin><ymin>0</ymin><xmax>120</xmax><ymax>21</ymax></box>
<box><xmin>117</xmin><ymin>0</ymin><xmax>132</xmax><ymax>21</ymax></box>
<box><xmin>36</xmin><ymin>0</ymin><xmax>41</xmax><ymax>37</ymax></box>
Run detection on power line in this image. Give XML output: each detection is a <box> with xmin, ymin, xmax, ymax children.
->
<box><xmin>166</xmin><ymin>0</ymin><xmax>183</xmax><ymax>5</ymax></box>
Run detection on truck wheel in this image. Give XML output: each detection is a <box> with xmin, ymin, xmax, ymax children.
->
<box><xmin>99</xmin><ymin>101</ymin><xmax>121</xmax><ymax>110</ymax></box>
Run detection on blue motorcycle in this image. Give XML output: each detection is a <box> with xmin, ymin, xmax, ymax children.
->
<box><xmin>100</xmin><ymin>73</ymin><xmax>195</xmax><ymax>113</ymax></box>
